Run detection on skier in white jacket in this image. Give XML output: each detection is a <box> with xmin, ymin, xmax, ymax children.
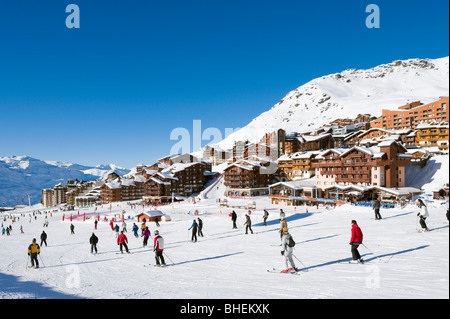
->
<box><xmin>281</xmin><ymin>227</ymin><xmax>297</xmax><ymax>273</ymax></box>
<box><xmin>417</xmin><ymin>199</ymin><xmax>429</xmax><ymax>232</ymax></box>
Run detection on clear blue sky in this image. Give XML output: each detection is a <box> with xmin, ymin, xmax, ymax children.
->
<box><xmin>0</xmin><ymin>0</ymin><xmax>448</xmax><ymax>168</ymax></box>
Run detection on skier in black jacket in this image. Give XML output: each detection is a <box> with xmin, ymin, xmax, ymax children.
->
<box><xmin>40</xmin><ymin>231</ymin><xmax>47</xmax><ymax>247</ymax></box>
<box><xmin>231</xmin><ymin>211</ymin><xmax>237</xmax><ymax>229</ymax></box>
<box><xmin>90</xmin><ymin>232</ymin><xmax>98</xmax><ymax>254</ymax></box>
<box><xmin>188</xmin><ymin>220</ymin><xmax>198</xmax><ymax>242</ymax></box>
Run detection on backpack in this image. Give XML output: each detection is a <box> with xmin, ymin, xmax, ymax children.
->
<box><xmin>288</xmin><ymin>235</ymin><xmax>296</xmax><ymax>248</ymax></box>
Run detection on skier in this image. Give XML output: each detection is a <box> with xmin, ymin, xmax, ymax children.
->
<box><xmin>27</xmin><ymin>238</ymin><xmax>40</xmax><ymax>268</ymax></box>
<box><xmin>279</xmin><ymin>215</ymin><xmax>288</xmax><ymax>239</ymax></box>
<box><xmin>117</xmin><ymin>231</ymin><xmax>129</xmax><ymax>253</ymax></box>
<box><xmin>231</xmin><ymin>211</ymin><xmax>237</xmax><ymax>229</ymax></box>
<box><xmin>373</xmin><ymin>197</ymin><xmax>382</xmax><ymax>220</ymax></box>
<box><xmin>40</xmin><ymin>231</ymin><xmax>47</xmax><ymax>247</ymax></box>
<box><xmin>132</xmin><ymin>223</ymin><xmax>139</xmax><ymax>238</ymax></box>
<box><xmin>349</xmin><ymin>220</ymin><xmax>364</xmax><ymax>263</ymax></box>
<box><xmin>197</xmin><ymin>217</ymin><xmax>204</xmax><ymax>237</ymax></box>
<box><xmin>90</xmin><ymin>232</ymin><xmax>98</xmax><ymax>254</ymax></box>
<box><xmin>281</xmin><ymin>227</ymin><xmax>297</xmax><ymax>273</ymax></box>
<box><xmin>417</xmin><ymin>199</ymin><xmax>429</xmax><ymax>232</ymax></box>
<box><xmin>94</xmin><ymin>219</ymin><xmax>98</xmax><ymax>230</ymax></box>
<box><xmin>114</xmin><ymin>224</ymin><xmax>120</xmax><ymax>237</ymax></box>
<box><xmin>244</xmin><ymin>214</ymin><xmax>253</xmax><ymax>234</ymax></box>
<box><xmin>122</xmin><ymin>221</ymin><xmax>127</xmax><ymax>232</ymax></box>
<box><xmin>188</xmin><ymin>220</ymin><xmax>198</xmax><ymax>242</ymax></box>
<box><xmin>142</xmin><ymin>226</ymin><xmax>151</xmax><ymax>248</ymax></box>
<box><xmin>263</xmin><ymin>209</ymin><xmax>269</xmax><ymax>226</ymax></box>
<box><xmin>109</xmin><ymin>220</ymin><xmax>114</xmax><ymax>231</ymax></box>
<box><xmin>153</xmin><ymin>230</ymin><xmax>166</xmax><ymax>266</ymax></box>
<box><xmin>70</xmin><ymin>223</ymin><xmax>75</xmax><ymax>234</ymax></box>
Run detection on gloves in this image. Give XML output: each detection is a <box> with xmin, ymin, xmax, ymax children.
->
<box><xmin>28</xmin><ymin>253</ymin><xmax>30</xmax><ymax>256</ymax></box>
<box><xmin>281</xmin><ymin>251</ymin><xmax>285</xmax><ymax>255</ymax></box>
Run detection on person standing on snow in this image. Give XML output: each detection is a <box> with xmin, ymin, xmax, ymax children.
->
<box><xmin>132</xmin><ymin>223</ymin><xmax>139</xmax><ymax>238</ymax></box>
<box><xmin>231</xmin><ymin>211</ymin><xmax>237</xmax><ymax>229</ymax></box>
<box><xmin>244</xmin><ymin>214</ymin><xmax>253</xmax><ymax>234</ymax></box>
<box><xmin>27</xmin><ymin>238</ymin><xmax>41</xmax><ymax>268</ymax></box>
<box><xmin>142</xmin><ymin>226</ymin><xmax>151</xmax><ymax>248</ymax></box>
<box><xmin>188</xmin><ymin>220</ymin><xmax>198</xmax><ymax>242</ymax></box>
<box><xmin>90</xmin><ymin>232</ymin><xmax>98</xmax><ymax>254</ymax></box>
<box><xmin>373</xmin><ymin>197</ymin><xmax>382</xmax><ymax>220</ymax></box>
<box><xmin>281</xmin><ymin>227</ymin><xmax>297</xmax><ymax>273</ymax></box>
<box><xmin>117</xmin><ymin>231</ymin><xmax>129</xmax><ymax>253</ymax></box>
<box><xmin>70</xmin><ymin>223</ymin><xmax>75</xmax><ymax>234</ymax></box>
<box><xmin>279</xmin><ymin>215</ymin><xmax>288</xmax><ymax>239</ymax></box>
<box><xmin>417</xmin><ymin>199</ymin><xmax>429</xmax><ymax>232</ymax></box>
<box><xmin>349</xmin><ymin>220</ymin><xmax>364</xmax><ymax>263</ymax></box>
<box><xmin>263</xmin><ymin>209</ymin><xmax>269</xmax><ymax>226</ymax></box>
<box><xmin>153</xmin><ymin>230</ymin><xmax>166</xmax><ymax>266</ymax></box>
<box><xmin>197</xmin><ymin>217</ymin><xmax>204</xmax><ymax>237</ymax></box>
<box><xmin>40</xmin><ymin>231</ymin><xmax>47</xmax><ymax>247</ymax></box>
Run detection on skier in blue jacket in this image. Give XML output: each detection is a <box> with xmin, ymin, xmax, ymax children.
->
<box><xmin>188</xmin><ymin>220</ymin><xmax>198</xmax><ymax>242</ymax></box>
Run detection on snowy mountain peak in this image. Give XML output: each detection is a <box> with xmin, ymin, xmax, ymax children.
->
<box><xmin>215</xmin><ymin>56</ymin><xmax>449</xmax><ymax>150</ymax></box>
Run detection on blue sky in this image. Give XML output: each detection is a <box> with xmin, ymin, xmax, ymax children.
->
<box><xmin>0</xmin><ymin>0</ymin><xmax>448</xmax><ymax>168</ymax></box>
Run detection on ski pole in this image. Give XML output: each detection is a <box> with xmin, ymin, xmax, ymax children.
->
<box><xmin>38</xmin><ymin>254</ymin><xmax>46</xmax><ymax>268</ymax></box>
<box><xmin>292</xmin><ymin>253</ymin><xmax>308</xmax><ymax>271</ymax></box>
<box><xmin>163</xmin><ymin>252</ymin><xmax>175</xmax><ymax>265</ymax></box>
<box><xmin>361</xmin><ymin>243</ymin><xmax>381</xmax><ymax>262</ymax></box>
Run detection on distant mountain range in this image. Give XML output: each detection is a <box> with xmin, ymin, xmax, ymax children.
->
<box><xmin>0</xmin><ymin>156</ymin><xmax>130</xmax><ymax>206</ymax></box>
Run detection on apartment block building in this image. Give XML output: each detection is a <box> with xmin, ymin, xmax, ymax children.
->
<box><xmin>415</xmin><ymin>122</ymin><xmax>449</xmax><ymax>150</ymax></box>
<box><xmin>370</xmin><ymin>96</ymin><xmax>449</xmax><ymax>130</ymax></box>
<box><xmin>312</xmin><ymin>141</ymin><xmax>412</xmax><ymax>188</ymax></box>
<box><xmin>223</xmin><ymin>158</ymin><xmax>278</xmax><ymax>196</ymax></box>
<box><xmin>277</xmin><ymin>151</ymin><xmax>319</xmax><ymax>181</ymax></box>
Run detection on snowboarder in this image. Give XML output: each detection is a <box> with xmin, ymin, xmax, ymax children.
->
<box><xmin>417</xmin><ymin>199</ymin><xmax>429</xmax><ymax>232</ymax></box>
<box><xmin>142</xmin><ymin>226</ymin><xmax>151</xmax><ymax>248</ymax></box>
<box><xmin>27</xmin><ymin>238</ymin><xmax>40</xmax><ymax>268</ymax></box>
<box><xmin>349</xmin><ymin>220</ymin><xmax>364</xmax><ymax>263</ymax></box>
<box><xmin>117</xmin><ymin>231</ymin><xmax>129</xmax><ymax>253</ymax></box>
<box><xmin>188</xmin><ymin>220</ymin><xmax>198</xmax><ymax>242</ymax></box>
<box><xmin>90</xmin><ymin>232</ymin><xmax>98</xmax><ymax>254</ymax></box>
<box><xmin>40</xmin><ymin>231</ymin><xmax>47</xmax><ymax>247</ymax></box>
<box><xmin>263</xmin><ymin>209</ymin><xmax>269</xmax><ymax>226</ymax></box>
<box><xmin>231</xmin><ymin>211</ymin><xmax>237</xmax><ymax>229</ymax></box>
<box><xmin>244</xmin><ymin>214</ymin><xmax>253</xmax><ymax>234</ymax></box>
<box><xmin>281</xmin><ymin>227</ymin><xmax>297</xmax><ymax>273</ymax></box>
<box><xmin>70</xmin><ymin>223</ymin><xmax>75</xmax><ymax>234</ymax></box>
<box><xmin>197</xmin><ymin>217</ymin><xmax>204</xmax><ymax>237</ymax></box>
<box><xmin>153</xmin><ymin>230</ymin><xmax>165</xmax><ymax>266</ymax></box>
<box><xmin>373</xmin><ymin>197</ymin><xmax>382</xmax><ymax>220</ymax></box>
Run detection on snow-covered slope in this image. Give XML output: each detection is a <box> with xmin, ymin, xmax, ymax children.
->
<box><xmin>0</xmin><ymin>156</ymin><xmax>130</xmax><ymax>206</ymax></box>
<box><xmin>0</xmin><ymin>195</ymin><xmax>448</xmax><ymax>299</ymax></box>
<box><xmin>215</xmin><ymin>57</ymin><xmax>449</xmax><ymax>150</ymax></box>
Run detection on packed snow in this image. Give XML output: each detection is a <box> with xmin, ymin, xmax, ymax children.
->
<box><xmin>1</xmin><ymin>179</ymin><xmax>448</xmax><ymax>299</ymax></box>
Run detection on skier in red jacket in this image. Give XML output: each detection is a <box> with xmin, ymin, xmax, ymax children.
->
<box><xmin>117</xmin><ymin>231</ymin><xmax>129</xmax><ymax>253</ymax></box>
<box><xmin>153</xmin><ymin>230</ymin><xmax>166</xmax><ymax>266</ymax></box>
<box><xmin>349</xmin><ymin>220</ymin><xmax>364</xmax><ymax>263</ymax></box>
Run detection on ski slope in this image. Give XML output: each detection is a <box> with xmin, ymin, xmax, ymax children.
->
<box><xmin>0</xmin><ymin>194</ymin><xmax>448</xmax><ymax>299</ymax></box>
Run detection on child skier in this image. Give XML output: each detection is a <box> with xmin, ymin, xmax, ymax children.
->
<box><xmin>142</xmin><ymin>226</ymin><xmax>151</xmax><ymax>248</ymax></box>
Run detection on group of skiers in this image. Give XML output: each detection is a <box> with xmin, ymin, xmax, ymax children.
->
<box><xmin>19</xmin><ymin>195</ymin><xmax>447</xmax><ymax>272</ymax></box>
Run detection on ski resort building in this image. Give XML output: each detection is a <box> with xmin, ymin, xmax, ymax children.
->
<box><xmin>312</xmin><ymin>140</ymin><xmax>412</xmax><ymax>188</ymax></box>
<box><xmin>223</xmin><ymin>158</ymin><xmax>278</xmax><ymax>197</ymax></box>
<box><xmin>277</xmin><ymin>151</ymin><xmax>319</xmax><ymax>181</ymax></box>
<box><xmin>370</xmin><ymin>96</ymin><xmax>449</xmax><ymax>130</ymax></box>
